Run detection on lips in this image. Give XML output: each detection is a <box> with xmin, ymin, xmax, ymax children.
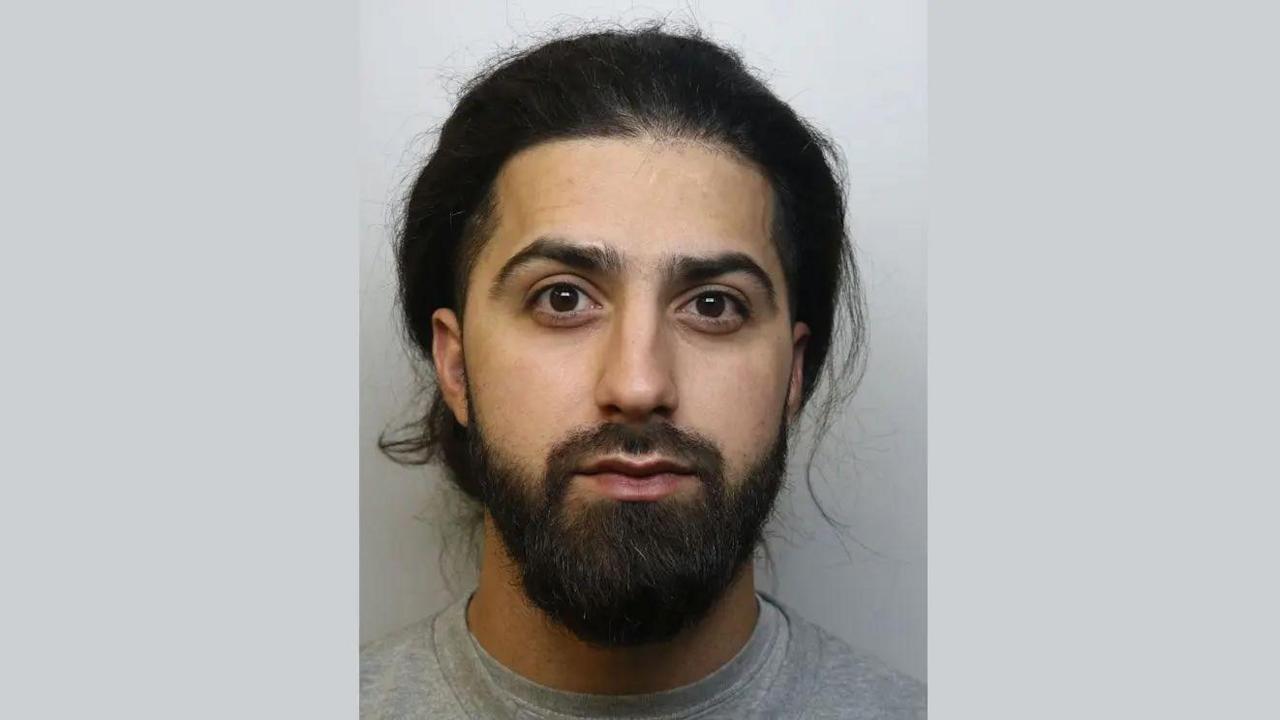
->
<box><xmin>574</xmin><ymin>457</ymin><xmax>697</xmax><ymax>502</ymax></box>
<box><xmin>576</xmin><ymin>456</ymin><xmax>695</xmax><ymax>478</ymax></box>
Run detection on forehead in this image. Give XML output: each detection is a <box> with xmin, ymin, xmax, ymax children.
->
<box><xmin>475</xmin><ymin>137</ymin><xmax>779</xmax><ymax>279</ymax></box>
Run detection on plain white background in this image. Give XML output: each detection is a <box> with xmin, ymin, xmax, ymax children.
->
<box><xmin>359</xmin><ymin>0</ymin><xmax>927</xmax><ymax>680</ymax></box>
<box><xmin>8</xmin><ymin>2</ymin><xmax>1279</xmax><ymax>717</ymax></box>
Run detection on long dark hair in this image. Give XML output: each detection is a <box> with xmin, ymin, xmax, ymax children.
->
<box><xmin>380</xmin><ymin>23</ymin><xmax>866</xmax><ymax>546</ymax></box>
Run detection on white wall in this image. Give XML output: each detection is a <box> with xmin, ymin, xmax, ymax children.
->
<box><xmin>359</xmin><ymin>0</ymin><xmax>926</xmax><ymax>681</ymax></box>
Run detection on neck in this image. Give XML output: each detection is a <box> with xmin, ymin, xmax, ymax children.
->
<box><xmin>465</xmin><ymin>514</ymin><xmax>761</xmax><ymax>695</ymax></box>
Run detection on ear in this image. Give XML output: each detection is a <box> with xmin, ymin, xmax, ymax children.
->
<box><xmin>786</xmin><ymin>321</ymin><xmax>811</xmax><ymax>423</ymax></box>
<box><xmin>431</xmin><ymin>308</ymin><xmax>469</xmax><ymax>427</ymax></box>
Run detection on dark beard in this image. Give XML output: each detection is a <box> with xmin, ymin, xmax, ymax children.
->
<box><xmin>467</xmin><ymin>415</ymin><xmax>789</xmax><ymax>649</ymax></box>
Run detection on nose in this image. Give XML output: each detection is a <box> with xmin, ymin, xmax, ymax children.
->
<box><xmin>593</xmin><ymin>303</ymin><xmax>679</xmax><ymax>424</ymax></box>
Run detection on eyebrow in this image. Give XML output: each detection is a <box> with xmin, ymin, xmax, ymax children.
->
<box><xmin>490</xmin><ymin>236</ymin><xmax>777</xmax><ymax>310</ymax></box>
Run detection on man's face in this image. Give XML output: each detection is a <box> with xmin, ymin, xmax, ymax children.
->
<box><xmin>433</xmin><ymin>137</ymin><xmax>808</xmax><ymax>646</ymax></box>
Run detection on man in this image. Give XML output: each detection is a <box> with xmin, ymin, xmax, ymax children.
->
<box><xmin>362</xmin><ymin>26</ymin><xmax>925</xmax><ymax>719</ymax></box>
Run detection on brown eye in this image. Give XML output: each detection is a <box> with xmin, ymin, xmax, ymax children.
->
<box><xmin>677</xmin><ymin>290</ymin><xmax>750</xmax><ymax>333</ymax></box>
<box><xmin>547</xmin><ymin>284</ymin><xmax>581</xmax><ymax>312</ymax></box>
<box><xmin>531</xmin><ymin>282</ymin><xmax>598</xmax><ymax>321</ymax></box>
<box><xmin>694</xmin><ymin>293</ymin><xmax>726</xmax><ymax>318</ymax></box>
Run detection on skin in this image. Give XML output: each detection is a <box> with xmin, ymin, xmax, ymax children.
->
<box><xmin>431</xmin><ymin>136</ymin><xmax>809</xmax><ymax>694</ymax></box>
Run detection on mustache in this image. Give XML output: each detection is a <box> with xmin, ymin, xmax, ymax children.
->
<box><xmin>543</xmin><ymin>422</ymin><xmax>725</xmax><ymax>489</ymax></box>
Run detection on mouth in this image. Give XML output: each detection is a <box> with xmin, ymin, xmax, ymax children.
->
<box><xmin>574</xmin><ymin>456</ymin><xmax>698</xmax><ymax>501</ymax></box>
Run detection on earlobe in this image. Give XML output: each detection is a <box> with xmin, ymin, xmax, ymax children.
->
<box><xmin>786</xmin><ymin>322</ymin><xmax>811</xmax><ymax>422</ymax></box>
<box><xmin>431</xmin><ymin>308</ymin><xmax>469</xmax><ymax>426</ymax></box>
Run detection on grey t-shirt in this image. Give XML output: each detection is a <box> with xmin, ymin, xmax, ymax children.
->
<box><xmin>361</xmin><ymin>589</ymin><xmax>925</xmax><ymax>719</ymax></box>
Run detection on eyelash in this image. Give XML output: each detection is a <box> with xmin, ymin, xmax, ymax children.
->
<box><xmin>526</xmin><ymin>282</ymin><xmax>752</xmax><ymax>331</ymax></box>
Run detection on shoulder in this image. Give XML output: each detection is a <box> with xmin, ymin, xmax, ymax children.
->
<box><xmin>806</xmin><ymin>629</ymin><xmax>927</xmax><ymax>719</ymax></box>
<box><xmin>360</xmin><ymin>616</ymin><xmax>465</xmax><ymax>720</ymax></box>
<box><xmin>768</xmin><ymin>595</ymin><xmax>927</xmax><ymax>720</ymax></box>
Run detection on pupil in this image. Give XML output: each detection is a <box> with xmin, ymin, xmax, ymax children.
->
<box><xmin>549</xmin><ymin>285</ymin><xmax>578</xmax><ymax>312</ymax></box>
<box><xmin>697</xmin><ymin>294</ymin><xmax>725</xmax><ymax>318</ymax></box>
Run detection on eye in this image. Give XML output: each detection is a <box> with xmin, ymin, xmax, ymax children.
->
<box><xmin>529</xmin><ymin>282</ymin><xmax>601</xmax><ymax>325</ymax></box>
<box><xmin>677</xmin><ymin>290</ymin><xmax>750</xmax><ymax>333</ymax></box>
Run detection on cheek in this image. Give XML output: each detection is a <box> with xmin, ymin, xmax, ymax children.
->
<box><xmin>466</xmin><ymin>332</ymin><xmax>594</xmax><ymax>467</ymax></box>
<box><xmin>675</xmin><ymin>341</ymin><xmax>792</xmax><ymax>476</ymax></box>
